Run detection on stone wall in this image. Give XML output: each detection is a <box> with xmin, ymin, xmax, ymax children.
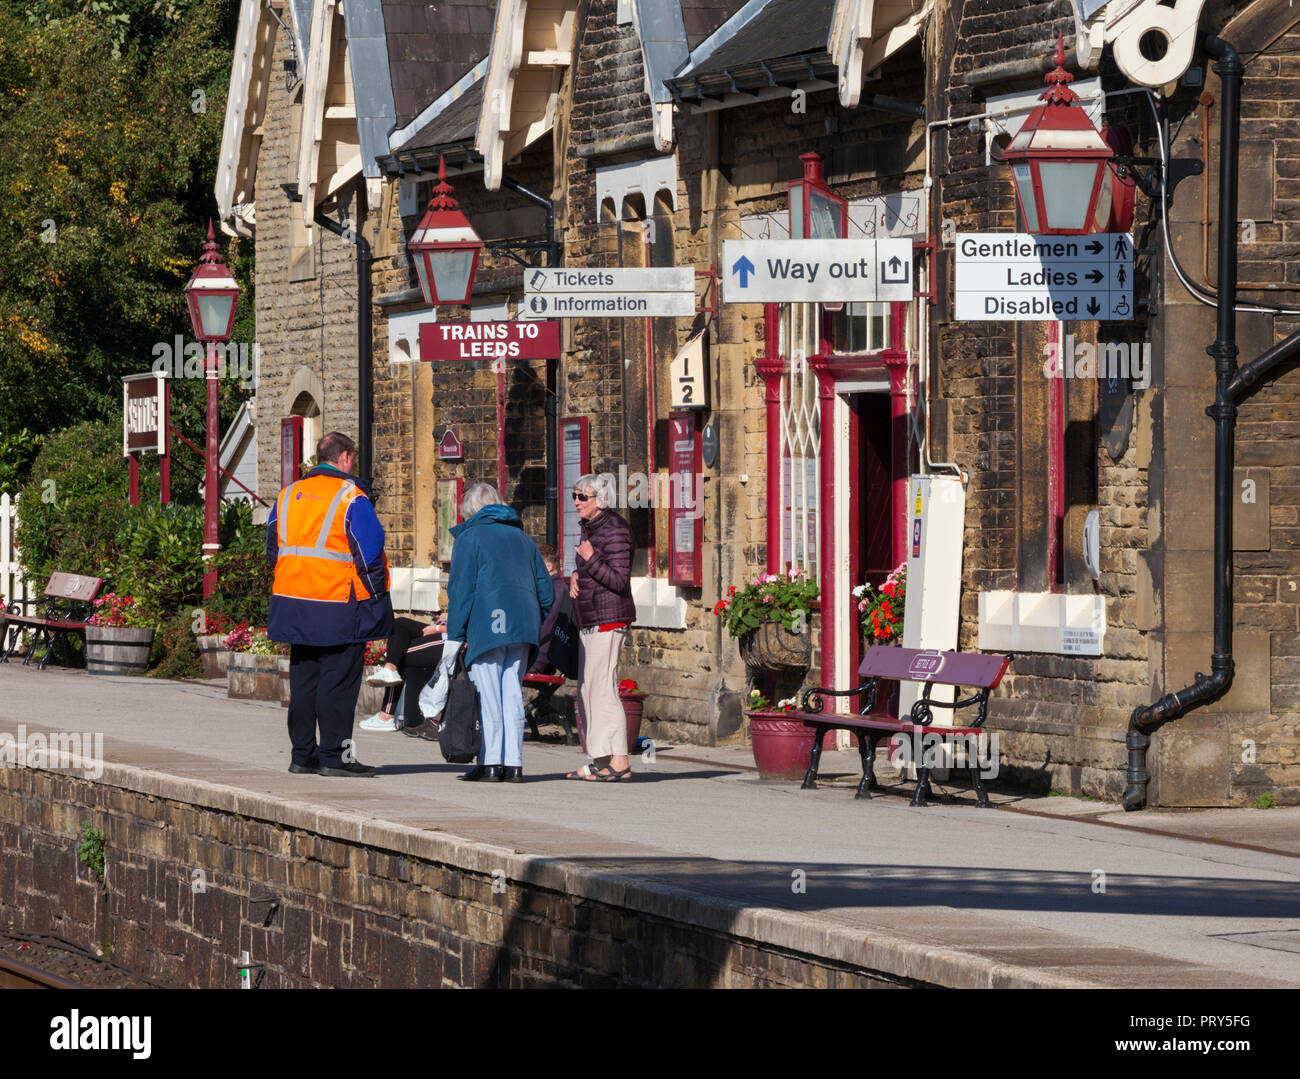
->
<box><xmin>252</xmin><ymin>26</ymin><xmax>363</xmax><ymax>507</ymax></box>
<box><xmin>0</xmin><ymin>766</ymin><xmax>914</xmax><ymax>989</ymax></box>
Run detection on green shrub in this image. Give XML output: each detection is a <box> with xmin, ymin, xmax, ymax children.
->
<box><xmin>15</xmin><ymin>421</ymin><xmax>150</xmax><ymax>585</ymax></box>
<box><xmin>149</xmin><ymin>608</ymin><xmax>204</xmax><ymax>679</ymax></box>
<box><xmin>114</xmin><ymin>503</ymin><xmax>206</xmax><ymax>616</ymax></box>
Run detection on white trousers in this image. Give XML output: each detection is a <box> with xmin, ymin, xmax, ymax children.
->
<box><xmin>578</xmin><ymin>628</ymin><xmax>627</xmax><ymax>759</ymax></box>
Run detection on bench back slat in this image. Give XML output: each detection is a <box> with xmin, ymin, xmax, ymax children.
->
<box><xmin>858</xmin><ymin>645</ymin><xmax>1009</xmax><ymax>690</ymax></box>
<box><xmin>45</xmin><ymin>572</ymin><xmax>104</xmax><ymax>604</ymax></box>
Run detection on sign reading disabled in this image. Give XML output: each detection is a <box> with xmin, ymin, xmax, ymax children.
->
<box><xmin>420</xmin><ymin>320</ymin><xmax>559</xmax><ymax>361</ymax></box>
<box><xmin>722</xmin><ymin>238</ymin><xmax>913</xmax><ymax>303</ymax></box>
<box><xmin>955</xmin><ymin>233</ymin><xmax>1135</xmax><ymax>321</ymax></box>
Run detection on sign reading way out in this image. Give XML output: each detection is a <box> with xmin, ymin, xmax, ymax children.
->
<box><xmin>722</xmin><ymin>238</ymin><xmax>914</xmax><ymax>303</ymax></box>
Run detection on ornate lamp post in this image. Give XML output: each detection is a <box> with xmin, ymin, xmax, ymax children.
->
<box><xmin>183</xmin><ymin>222</ymin><xmax>241</xmax><ymax>599</ymax></box>
<box><xmin>406</xmin><ymin>156</ymin><xmax>484</xmax><ymax>306</ymax></box>
<box><xmin>995</xmin><ymin>35</ymin><xmax>1114</xmax><ymax>235</ymax></box>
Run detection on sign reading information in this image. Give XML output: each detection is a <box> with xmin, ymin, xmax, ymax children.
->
<box><xmin>522</xmin><ymin>268</ymin><xmax>695</xmax><ymax>319</ymax></box>
<box><xmin>955</xmin><ymin>232</ymin><xmax>1134</xmax><ymax>321</ymax></box>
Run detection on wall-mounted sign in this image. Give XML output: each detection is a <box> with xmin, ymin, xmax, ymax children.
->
<box><xmin>670</xmin><ymin>328</ymin><xmax>708</xmax><ymax>409</ymax></box>
<box><xmin>522</xmin><ymin>267</ymin><xmax>695</xmax><ymax>319</ymax></box>
<box><xmin>702</xmin><ymin>423</ymin><xmax>719</xmax><ymax>469</ymax></box>
<box><xmin>669</xmin><ymin>412</ymin><xmax>703</xmax><ymax>588</ymax></box>
<box><xmin>420</xmin><ymin>320</ymin><xmax>559</xmax><ymax>361</ymax></box>
<box><xmin>559</xmin><ymin>417</ymin><xmax>590</xmax><ymax>576</ymax></box>
<box><xmin>722</xmin><ymin>238</ymin><xmax>913</xmax><ymax>303</ymax></box>
<box><xmin>438</xmin><ymin>429</ymin><xmax>463</xmax><ymax>461</ymax></box>
<box><xmin>436</xmin><ymin>478</ymin><xmax>463</xmax><ymax>563</ymax></box>
<box><xmin>122</xmin><ymin>373</ymin><xmax>167</xmax><ymax>455</ymax></box>
<box><xmin>954</xmin><ymin>232</ymin><xmax>1134</xmax><ymax>321</ymax></box>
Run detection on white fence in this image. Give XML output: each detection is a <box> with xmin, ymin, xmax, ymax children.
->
<box><xmin>0</xmin><ymin>492</ymin><xmax>31</xmax><ymax>612</ymax></box>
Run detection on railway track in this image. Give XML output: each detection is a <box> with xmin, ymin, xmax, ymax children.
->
<box><xmin>0</xmin><ymin>953</ymin><xmax>82</xmax><ymax>989</ymax></box>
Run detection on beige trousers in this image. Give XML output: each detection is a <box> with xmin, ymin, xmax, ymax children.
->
<box><xmin>578</xmin><ymin>627</ymin><xmax>628</xmax><ymax>759</ymax></box>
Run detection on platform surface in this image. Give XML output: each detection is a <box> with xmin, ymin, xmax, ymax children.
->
<box><xmin>2</xmin><ymin>665</ymin><xmax>1299</xmax><ymax>988</ymax></box>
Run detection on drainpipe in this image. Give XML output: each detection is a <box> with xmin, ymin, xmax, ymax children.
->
<box><xmin>1124</xmin><ymin>35</ymin><xmax>1241</xmax><ymax>811</ymax></box>
<box><xmin>498</xmin><ymin>176</ymin><xmax>561</xmax><ymax>547</ymax></box>
<box><xmin>314</xmin><ymin>207</ymin><xmax>374</xmax><ymax>482</ymax></box>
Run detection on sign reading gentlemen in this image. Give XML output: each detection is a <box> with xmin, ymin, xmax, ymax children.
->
<box><xmin>955</xmin><ymin>232</ymin><xmax>1134</xmax><ymax>321</ymax></box>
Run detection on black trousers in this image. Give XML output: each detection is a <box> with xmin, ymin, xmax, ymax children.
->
<box><xmin>288</xmin><ymin>642</ymin><xmax>365</xmax><ymax>768</ymax></box>
<box><xmin>379</xmin><ymin>618</ymin><xmax>445</xmax><ymax>725</ymax></box>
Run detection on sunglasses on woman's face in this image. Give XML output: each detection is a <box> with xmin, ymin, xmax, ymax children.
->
<box><xmin>572</xmin><ymin>493</ymin><xmax>591</xmax><ymax>502</ymax></box>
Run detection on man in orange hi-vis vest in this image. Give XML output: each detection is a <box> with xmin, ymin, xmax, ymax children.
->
<box><xmin>268</xmin><ymin>432</ymin><xmax>393</xmax><ymax>777</ymax></box>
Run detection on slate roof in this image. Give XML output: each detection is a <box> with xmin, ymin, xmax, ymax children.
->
<box><xmin>679</xmin><ymin>0</ymin><xmax>749</xmax><ymax>51</ymax></box>
<box><xmin>668</xmin><ymin>0</ymin><xmax>838</xmax><ymax>97</ymax></box>
<box><xmin>382</xmin><ymin>0</ymin><xmax>494</xmax><ymax>129</ymax></box>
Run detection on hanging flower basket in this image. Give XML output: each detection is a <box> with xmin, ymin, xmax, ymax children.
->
<box><xmin>739</xmin><ymin>621</ymin><xmax>811</xmax><ymax>674</ymax></box>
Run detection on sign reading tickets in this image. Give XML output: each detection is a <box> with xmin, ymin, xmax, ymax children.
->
<box><xmin>420</xmin><ymin>320</ymin><xmax>559</xmax><ymax>361</ymax></box>
<box><xmin>122</xmin><ymin>373</ymin><xmax>167</xmax><ymax>455</ymax></box>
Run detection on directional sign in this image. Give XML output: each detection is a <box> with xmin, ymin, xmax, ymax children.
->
<box><xmin>722</xmin><ymin>238</ymin><xmax>913</xmax><ymax>303</ymax></box>
<box><xmin>523</xmin><ymin>267</ymin><xmax>695</xmax><ymax>319</ymax></box>
<box><xmin>420</xmin><ymin>320</ymin><xmax>559</xmax><ymax>361</ymax></box>
<box><xmin>955</xmin><ymin>232</ymin><xmax>1135</xmax><ymax>322</ymax></box>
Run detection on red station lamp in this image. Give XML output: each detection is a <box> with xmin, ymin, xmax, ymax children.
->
<box><xmin>995</xmin><ymin>34</ymin><xmax>1115</xmax><ymax>236</ymax></box>
<box><xmin>407</xmin><ymin>156</ymin><xmax>485</xmax><ymax>306</ymax></box>
<box><xmin>184</xmin><ymin>222</ymin><xmax>241</xmax><ymax>599</ymax></box>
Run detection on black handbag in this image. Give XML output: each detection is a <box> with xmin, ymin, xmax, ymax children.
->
<box><xmin>438</xmin><ymin>651</ymin><xmax>482</xmax><ymax>764</ymax></box>
<box><xmin>548</xmin><ymin>593</ymin><xmax>581</xmax><ymax>679</ymax></box>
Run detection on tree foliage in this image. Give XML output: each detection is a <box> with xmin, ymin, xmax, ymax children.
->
<box><xmin>0</xmin><ymin>0</ymin><xmax>251</xmax><ymax>491</ymax></box>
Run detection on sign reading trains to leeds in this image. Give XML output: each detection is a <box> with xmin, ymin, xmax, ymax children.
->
<box><xmin>722</xmin><ymin>238</ymin><xmax>913</xmax><ymax>303</ymax></box>
<box><xmin>955</xmin><ymin>233</ymin><xmax>1135</xmax><ymax>321</ymax></box>
<box><xmin>420</xmin><ymin>320</ymin><xmax>560</xmax><ymax>361</ymax></box>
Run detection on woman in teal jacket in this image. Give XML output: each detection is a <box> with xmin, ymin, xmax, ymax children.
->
<box><xmin>445</xmin><ymin>482</ymin><xmax>554</xmax><ymax>782</ymax></box>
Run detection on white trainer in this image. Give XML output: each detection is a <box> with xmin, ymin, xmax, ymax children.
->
<box><xmin>359</xmin><ymin>713</ymin><xmax>398</xmax><ymax>731</ymax></box>
<box><xmin>365</xmin><ymin>667</ymin><xmax>403</xmax><ymax>687</ymax></box>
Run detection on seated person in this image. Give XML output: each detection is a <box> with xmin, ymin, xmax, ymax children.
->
<box><xmin>529</xmin><ymin>543</ymin><xmax>568</xmax><ymax>676</ymax></box>
<box><xmin>359</xmin><ymin>616</ymin><xmax>447</xmax><ymax>732</ymax></box>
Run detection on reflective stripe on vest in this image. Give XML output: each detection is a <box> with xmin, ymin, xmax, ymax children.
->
<box><xmin>277</xmin><ymin>481</ymin><xmax>355</xmax><ymax>562</ymax></box>
<box><xmin>274</xmin><ymin>475</ymin><xmax>375</xmax><ymax>602</ymax></box>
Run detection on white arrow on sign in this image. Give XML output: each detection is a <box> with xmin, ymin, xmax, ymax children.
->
<box><xmin>722</xmin><ymin>238</ymin><xmax>913</xmax><ymax>303</ymax></box>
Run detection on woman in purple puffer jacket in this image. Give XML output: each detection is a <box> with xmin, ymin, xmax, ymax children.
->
<box><xmin>566</xmin><ymin>472</ymin><xmax>637</xmax><ymax>782</ymax></box>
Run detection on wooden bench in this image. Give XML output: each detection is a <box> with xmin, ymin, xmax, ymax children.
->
<box><xmin>1</xmin><ymin>572</ymin><xmax>104</xmax><ymax>670</ymax></box>
<box><xmin>797</xmin><ymin>645</ymin><xmax>1012</xmax><ymax>807</ymax></box>
<box><xmin>523</xmin><ymin>672</ymin><xmax>579</xmax><ymax>745</ymax></box>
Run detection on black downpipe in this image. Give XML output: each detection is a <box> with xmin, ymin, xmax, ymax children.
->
<box><xmin>499</xmin><ymin>176</ymin><xmax>561</xmax><ymax>547</ymax></box>
<box><xmin>1125</xmin><ymin>36</ymin><xmax>1242</xmax><ymax>810</ymax></box>
<box><xmin>314</xmin><ymin>207</ymin><xmax>374</xmax><ymax>482</ymax></box>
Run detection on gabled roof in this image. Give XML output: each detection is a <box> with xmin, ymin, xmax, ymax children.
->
<box><xmin>383</xmin><ymin>0</ymin><xmax>494</xmax><ymax>129</ymax></box>
<box><xmin>215</xmin><ymin>0</ymin><xmax>277</xmax><ymax>237</ymax></box>
<box><xmin>669</xmin><ymin>0</ymin><xmax>930</xmax><ymax>108</ymax></box>
<box><xmin>681</xmin><ymin>0</ymin><xmax>750</xmax><ymax>50</ymax></box>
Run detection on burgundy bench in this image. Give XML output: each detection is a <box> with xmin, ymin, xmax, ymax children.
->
<box><xmin>797</xmin><ymin>645</ymin><xmax>1012</xmax><ymax>807</ymax></box>
<box><xmin>522</xmin><ymin>672</ymin><xmax>579</xmax><ymax>744</ymax></box>
<box><xmin>1</xmin><ymin>572</ymin><xmax>105</xmax><ymax>670</ymax></box>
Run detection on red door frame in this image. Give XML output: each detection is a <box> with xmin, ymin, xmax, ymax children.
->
<box><xmin>756</xmin><ymin>301</ymin><xmax>912</xmax><ymax>694</ymax></box>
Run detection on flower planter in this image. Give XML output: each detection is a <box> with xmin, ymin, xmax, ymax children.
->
<box><xmin>196</xmin><ymin>635</ymin><xmax>229</xmax><ymax>680</ymax></box>
<box><xmin>574</xmin><ymin>692</ymin><xmax>646</xmax><ymax>754</ymax></box>
<box><xmin>84</xmin><ymin>626</ymin><xmax>155</xmax><ymax>677</ymax></box>
<box><xmin>746</xmin><ymin>710</ymin><xmax>816</xmax><ymax>780</ymax></box>
<box><xmin>739</xmin><ymin>622</ymin><xmax>811</xmax><ymax>674</ymax></box>
<box><xmin>227</xmin><ymin>652</ymin><xmax>282</xmax><ymax>701</ymax></box>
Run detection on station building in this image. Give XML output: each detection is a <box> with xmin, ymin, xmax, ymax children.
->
<box><xmin>216</xmin><ymin>0</ymin><xmax>1300</xmax><ymax>804</ymax></box>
